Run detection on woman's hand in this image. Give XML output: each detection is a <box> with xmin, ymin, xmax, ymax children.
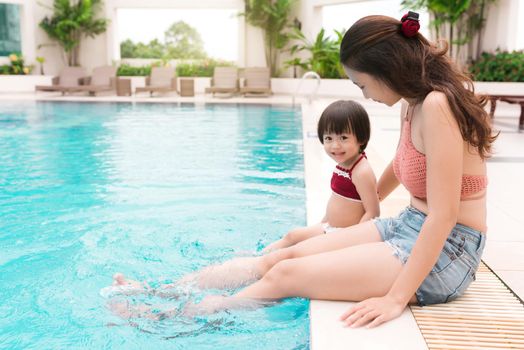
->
<box><xmin>339</xmin><ymin>295</ymin><xmax>407</xmax><ymax>328</ymax></box>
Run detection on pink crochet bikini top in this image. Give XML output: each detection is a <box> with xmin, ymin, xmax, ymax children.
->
<box><xmin>392</xmin><ymin>107</ymin><xmax>487</xmax><ymax>200</ymax></box>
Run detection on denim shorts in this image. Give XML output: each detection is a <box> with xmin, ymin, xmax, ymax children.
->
<box><xmin>374</xmin><ymin>206</ymin><xmax>486</xmax><ymax>306</ymax></box>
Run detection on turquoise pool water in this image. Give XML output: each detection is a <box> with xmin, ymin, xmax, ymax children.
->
<box><xmin>0</xmin><ymin>102</ymin><xmax>308</xmax><ymax>349</ymax></box>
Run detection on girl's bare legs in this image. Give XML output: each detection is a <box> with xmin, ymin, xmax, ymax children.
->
<box><xmin>262</xmin><ymin>223</ymin><xmax>324</xmax><ymax>253</ymax></box>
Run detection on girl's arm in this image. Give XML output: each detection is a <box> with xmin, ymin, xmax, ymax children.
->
<box><xmin>341</xmin><ymin>92</ymin><xmax>463</xmax><ymax>327</ymax></box>
<box><xmin>352</xmin><ymin>162</ymin><xmax>380</xmax><ymax>222</ymax></box>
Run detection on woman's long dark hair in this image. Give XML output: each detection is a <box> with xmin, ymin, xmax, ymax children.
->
<box><xmin>340</xmin><ymin>15</ymin><xmax>496</xmax><ymax>159</ymax></box>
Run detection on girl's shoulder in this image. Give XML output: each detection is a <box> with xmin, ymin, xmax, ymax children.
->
<box><xmin>350</xmin><ymin>156</ymin><xmax>376</xmax><ymax>180</ymax></box>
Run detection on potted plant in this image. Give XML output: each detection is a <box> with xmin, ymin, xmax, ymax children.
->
<box><xmin>285</xmin><ymin>28</ymin><xmax>345</xmax><ymax>79</ymax></box>
<box><xmin>241</xmin><ymin>0</ymin><xmax>296</xmax><ymax>77</ymax></box>
<box><xmin>36</xmin><ymin>56</ymin><xmax>45</xmax><ymax>75</ymax></box>
<box><xmin>38</xmin><ymin>0</ymin><xmax>109</xmax><ymax>66</ymax></box>
<box><xmin>401</xmin><ymin>0</ymin><xmax>498</xmax><ymax>66</ymax></box>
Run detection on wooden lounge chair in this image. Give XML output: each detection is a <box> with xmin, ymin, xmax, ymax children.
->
<box><xmin>66</xmin><ymin>66</ymin><xmax>117</xmax><ymax>96</ymax></box>
<box><xmin>240</xmin><ymin>67</ymin><xmax>272</xmax><ymax>97</ymax></box>
<box><xmin>205</xmin><ymin>67</ymin><xmax>239</xmax><ymax>97</ymax></box>
<box><xmin>35</xmin><ymin>67</ymin><xmax>87</xmax><ymax>94</ymax></box>
<box><xmin>135</xmin><ymin>67</ymin><xmax>177</xmax><ymax>96</ymax></box>
<box><xmin>488</xmin><ymin>94</ymin><xmax>524</xmax><ymax>131</ymax></box>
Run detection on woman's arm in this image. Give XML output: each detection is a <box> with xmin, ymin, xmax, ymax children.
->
<box><xmin>377</xmin><ymin>161</ymin><xmax>400</xmax><ymax>201</ymax></box>
<box><xmin>341</xmin><ymin>92</ymin><xmax>463</xmax><ymax>327</ymax></box>
<box><xmin>377</xmin><ymin>102</ymin><xmax>406</xmax><ymax>201</ymax></box>
<box><xmin>387</xmin><ymin>92</ymin><xmax>462</xmax><ymax>305</ymax></box>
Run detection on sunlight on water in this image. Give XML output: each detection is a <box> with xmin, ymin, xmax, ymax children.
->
<box><xmin>0</xmin><ymin>102</ymin><xmax>308</xmax><ymax>349</ymax></box>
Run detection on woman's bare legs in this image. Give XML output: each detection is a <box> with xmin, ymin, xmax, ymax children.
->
<box><xmin>185</xmin><ymin>222</ymin><xmax>399</xmax><ymax>313</ymax></box>
<box><xmin>188</xmin><ymin>241</ymin><xmax>407</xmax><ymax>314</ymax></box>
<box><xmin>109</xmin><ymin>222</ymin><xmax>391</xmax><ymax>318</ymax></box>
<box><xmin>262</xmin><ymin>223</ymin><xmax>325</xmax><ymax>253</ymax></box>
<box><xmin>239</xmin><ymin>222</ymin><xmax>417</xmax><ymax>301</ymax></box>
<box><xmin>254</xmin><ymin>221</ymin><xmax>383</xmax><ymax>276</ymax></box>
<box><xmin>183</xmin><ymin>221</ymin><xmax>383</xmax><ymax>290</ymax></box>
<box><xmin>106</xmin><ymin>222</ymin><xmax>382</xmax><ymax>297</ymax></box>
<box><xmin>237</xmin><ymin>242</ymin><xmax>401</xmax><ymax>300</ymax></box>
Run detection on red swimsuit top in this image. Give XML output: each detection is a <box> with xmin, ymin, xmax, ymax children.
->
<box><xmin>331</xmin><ymin>153</ymin><xmax>366</xmax><ymax>201</ymax></box>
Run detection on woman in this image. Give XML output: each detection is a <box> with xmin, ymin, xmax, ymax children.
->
<box><xmin>112</xmin><ymin>12</ymin><xmax>496</xmax><ymax>328</ymax></box>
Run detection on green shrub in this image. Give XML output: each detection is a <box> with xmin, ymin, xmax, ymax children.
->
<box><xmin>469</xmin><ymin>51</ymin><xmax>524</xmax><ymax>82</ymax></box>
<box><xmin>116</xmin><ymin>59</ymin><xmax>235</xmax><ymax>77</ymax></box>
<box><xmin>116</xmin><ymin>64</ymin><xmax>153</xmax><ymax>76</ymax></box>
<box><xmin>176</xmin><ymin>59</ymin><xmax>235</xmax><ymax>77</ymax></box>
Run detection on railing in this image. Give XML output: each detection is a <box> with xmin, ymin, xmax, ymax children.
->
<box><xmin>292</xmin><ymin>71</ymin><xmax>321</xmax><ymax>106</ymax></box>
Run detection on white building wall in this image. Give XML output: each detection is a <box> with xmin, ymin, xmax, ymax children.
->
<box><xmin>519</xmin><ymin>0</ymin><xmax>524</xmax><ymax>50</ymax></box>
<box><xmin>482</xmin><ymin>0</ymin><xmax>521</xmax><ymax>52</ymax></box>
<box><xmin>244</xmin><ymin>25</ymin><xmax>266</xmax><ymax>68</ymax></box>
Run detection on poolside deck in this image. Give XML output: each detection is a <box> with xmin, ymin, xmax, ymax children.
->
<box><xmin>2</xmin><ymin>91</ymin><xmax>523</xmax><ymax>349</ymax></box>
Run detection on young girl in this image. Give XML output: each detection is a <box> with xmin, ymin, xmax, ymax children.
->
<box><xmin>109</xmin><ymin>12</ymin><xmax>496</xmax><ymax>328</ymax></box>
<box><xmin>264</xmin><ymin>100</ymin><xmax>379</xmax><ymax>252</ymax></box>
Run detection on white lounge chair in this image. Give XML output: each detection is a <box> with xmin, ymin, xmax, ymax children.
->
<box><xmin>135</xmin><ymin>67</ymin><xmax>178</xmax><ymax>96</ymax></box>
<box><xmin>205</xmin><ymin>67</ymin><xmax>239</xmax><ymax>97</ymax></box>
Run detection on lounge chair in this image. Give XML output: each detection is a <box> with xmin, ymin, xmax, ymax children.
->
<box><xmin>488</xmin><ymin>94</ymin><xmax>524</xmax><ymax>131</ymax></box>
<box><xmin>205</xmin><ymin>67</ymin><xmax>239</xmax><ymax>97</ymax></box>
<box><xmin>135</xmin><ymin>67</ymin><xmax>177</xmax><ymax>96</ymax></box>
<box><xmin>240</xmin><ymin>67</ymin><xmax>272</xmax><ymax>97</ymax></box>
<box><xmin>35</xmin><ymin>67</ymin><xmax>87</xmax><ymax>94</ymax></box>
<box><xmin>66</xmin><ymin>66</ymin><xmax>117</xmax><ymax>96</ymax></box>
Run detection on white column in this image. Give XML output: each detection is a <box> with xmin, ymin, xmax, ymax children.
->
<box><xmin>482</xmin><ymin>0</ymin><xmax>519</xmax><ymax>52</ymax></box>
<box><xmin>516</xmin><ymin>0</ymin><xmax>524</xmax><ymax>50</ymax></box>
<box><xmin>238</xmin><ymin>9</ymin><xmax>245</xmax><ymax>67</ymax></box>
<box><xmin>105</xmin><ymin>0</ymin><xmax>118</xmax><ymax>64</ymax></box>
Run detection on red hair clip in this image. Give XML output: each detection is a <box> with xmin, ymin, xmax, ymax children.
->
<box><xmin>400</xmin><ymin>11</ymin><xmax>420</xmax><ymax>37</ymax></box>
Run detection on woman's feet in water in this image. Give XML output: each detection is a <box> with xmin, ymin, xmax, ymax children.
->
<box><xmin>102</xmin><ymin>255</ymin><xmax>262</xmax><ymax>299</ymax></box>
<box><xmin>108</xmin><ymin>299</ymin><xmax>178</xmax><ymax>320</ymax></box>
<box><xmin>99</xmin><ymin>273</ymin><xmax>148</xmax><ymax>298</ymax></box>
<box><xmin>108</xmin><ymin>295</ymin><xmax>277</xmax><ymax>320</ymax></box>
<box><xmin>182</xmin><ymin>295</ymin><xmax>277</xmax><ymax>317</ymax></box>
<box><xmin>113</xmin><ymin>273</ymin><xmax>147</xmax><ymax>290</ymax></box>
<box><xmin>100</xmin><ymin>273</ymin><xmax>180</xmax><ymax>299</ymax></box>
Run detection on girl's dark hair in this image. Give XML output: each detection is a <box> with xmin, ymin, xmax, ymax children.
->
<box><xmin>340</xmin><ymin>15</ymin><xmax>496</xmax><ymax>159</ymax></box>
<box><xmin>317</xmin><ymin>100</ymin><xmax>370</xmax><ymax>152</ymax></box>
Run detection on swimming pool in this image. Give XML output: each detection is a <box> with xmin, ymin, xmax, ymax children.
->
<box><xmin>0</xmin><ymin>102</ymin><xmax>308</xmax><ymax>349</ymax></box>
